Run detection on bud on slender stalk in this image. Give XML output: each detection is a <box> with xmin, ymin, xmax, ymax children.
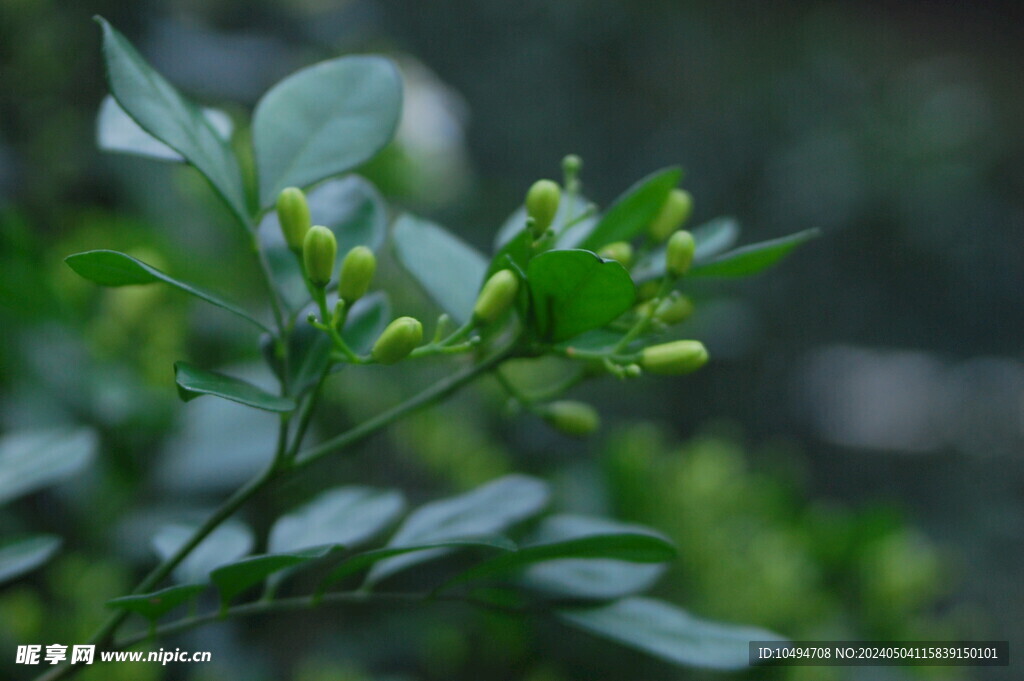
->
<box><xmin>526</xmin><ymin>179</ymin><xmax>561</xmax><ymax>236</ymax></box>
<box><xmin>655</xmin><ymin>292</ymin><xmax>695</xmax><ymax>324</ymax></box>
<box><xmin>562</xmin><ymin>154</ymin><xmax>582</xmax><ymax>179</ymax></box>
<box><xmin>648</xmin><ymin>188</ymin><xmax>693</xmax><ymax>243</ymax></box>
<box><xmin>338</xmin><ymin>246</ymin><xmax>376</xmax><ymax>304</ymax></box>
<box><xmin>598</xmin><ymin>241</ymin><xmax>634</xmax><ymax>267</ymax></box>
<box><xmin>473</xmin><ymin>270</ymin><xmax>519</xmax><ymax>324</ymax></box>
<box><xmin>371</xmin><ymin>316</ymin><xmax>423</xmax><ymax>365</ymax></box>
<box><xmin>641</xmin><ymin>340</ymin><xmax>708</xmax><ymax>375</ymax></box>
<box><xmin>303</xmin><ymin>225</ymin><xmax>337</xmax><ymax>288</ymax></box>
<box><xmin>666</xmin><ymin>230</ymin><xmax>695</xmax><ymax>278</ymax></box>
<box><xmin>542</xmin><ymin>400</ymin><xmax>600</xmax><ymax>437</ymax></box>
<box><xmin>277</xmin><ymin>187</ymin><xmax>311</xmax><ymax>251</ymax></box>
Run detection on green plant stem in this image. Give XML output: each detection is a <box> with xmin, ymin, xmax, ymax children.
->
<box><xmin>253</xmin><ymin>234</ymin><xmax>287</xmax><ymax>336</ymax></box>
<box><xmin>293</xmin><ymin>347</ymin><xmax>512</xmax><ymax>468</ymax></box>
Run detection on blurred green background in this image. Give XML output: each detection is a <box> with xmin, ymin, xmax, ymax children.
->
<box><xmin>1</xmin><ymin>1</ymin><xmax>1022</xmax><ymax>679</ymax></box>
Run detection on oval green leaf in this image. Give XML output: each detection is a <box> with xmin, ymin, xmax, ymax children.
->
<box><xmin>392</xmin><ymin>214</ymin><xmax>489</xmax><ymax>323</ymax></box>
<box><xmin>0</xmin><ymin>427</ymin><xmax>97</xmax><ymax>506</ymax></box>
<box><xmin>211</xmin><ymin>547</ymin><xmax>336</xmax><ymax>606</ymax></box>
<box><xmin>173</xmin><ymin>361</ymin><xmax>295</xmax><ymax>413</ymax></box>
<box><xmin>366</xmin><ymin>474</ymin><xmax>549</xmax><ymax>586</ymax></box>
<box><xmin>0</xmin><ymin>536</ymin><xmax>62</xmax><ymax>585</ymax></box>
<box><xmin>579</xmin><ymin>167</ymin><xmax>682</xmax><ymax>251</ymax></box>
<box><xmin>269</xmin><ymin>486</ymin><xmax>405</xmax><ymax>554</ymax></box>
<box><xmin>527</xmin><ymin>250</ymin><xmax>636</xmax><ymax>342</ymax></box>
<box><xmin>95</xmin><ymin>17</ymin><xmax>248</xmax><ymax>225</ymax></box>
<box><xmin>558</xmin><ymin>597</ymin><xmax>786</xmax><ymax>670</ymax></box>
<box><xmin>106</xmin><ymin>584</ymin><xmax>207</xmax><ymax>622</ymax></box>
<box><xmin>153</xmin><ymin>521</ymin><xmax>254</xmax><ymax>585</ymax></box>
<box><xmin>253</xmin><ymin>56</ymin><xmax>402</xmax><ymax>206</ymax></box>
<box><xmin>65</xmin><ymin>250</ymin><xmax>269</xmax><ymax>332</ymax></box>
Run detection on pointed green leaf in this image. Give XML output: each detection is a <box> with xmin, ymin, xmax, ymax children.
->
<box><xmin>253</xmin><ymin>56</ymin><xmax>402</xmax><ymax>206</ymax></box>
<box><xmin>579</xmin><ymin>167</ymin><xmax>682</xmax><ymax>250</ymax></box>
<box><xmin>95</xmin><ymin>17</ymin><xmax>248</xmax><ymax>225</ymax></box>
<box><xmin>439</xmin><ymin>531</ymin><xmax>675</xmax><ymax>592</ymax></box>
<box><xmin>153</xmin><ymin>521</ymin><xmax>253</xmax><ymax>584</ymax></box>
<box><xmin>0</xmin><ymin>536</ymin><xmax>62</xmax><ymax>585</ymax></box>
<box><xmin>270</xmin><ymin>486</ymin><xmax>405</xmax><ymax>554</ymax></box>
<box><xmin>320</xmin><ymin>536</ymin><xmax>516</xmax><ymax>593</ymax></box>
<box><xmin>527</xmin><ymin>250</ymin><xmax>636</xmax><ymax>342</ymax></box>
<box><xmin>65</xmin><ymin>250</ymin><xmax>270</xmax><ymax>332</ymax></box>
<box><xmin>520</xmin><ymin>515</ymin><xmax>669</xmax><ymax>600</ymax></box>
<box><xmin>106</xmin><ymin>584</ymin><xmax>206</xmax><ymax>621</ymax></box>
<box><xmin>0</xmin><ymin>428</ymin><xmax>97</xmax><ymax>506</ymax></box>
<box><xmin>558</xmin><ymin>597</ymin><xmax>786</xmax><ymax>670</ymax></box>
<box><xmin>392</xmin><ymin>214</ymin><xmax>489</xmax><ymax>323</ymax></box>
<box><xmin>689</xmin><ymin>229</ymin><xmax>820</xmax><ymax>278</ymax></box>
<box><xmin>211</xmin><ymin>546</ymin><xmax>336</xmax><ymax>606</ymax></box>
<box><xmin>97</xmin><ymin>95</ymin><xmax>233</xmax><ymax>162</ymax></box>
<box><xmin>366</xmin><ymin>475</ymin><xmax>549</xmax><ymax>585</ymax></box>
<box><xmin>173</xmin><ymin>362</ymin><xmax>295</xmax><ymax>413</ymax></box>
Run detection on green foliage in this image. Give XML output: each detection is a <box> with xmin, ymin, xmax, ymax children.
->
<box><xmin>174</xmin><ymin>362</ymin><xmax>296</xmax><ymax>412</ymax></box>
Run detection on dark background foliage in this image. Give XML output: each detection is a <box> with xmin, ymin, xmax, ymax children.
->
<box><xmin>1</xmin><ymin>1</ymin><xmax>1021</xmax><ymax>680</ymax></box>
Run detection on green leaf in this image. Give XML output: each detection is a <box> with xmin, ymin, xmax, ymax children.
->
<box><xmin>366</xmin><ymin>475</ymin><xmax>549</xmax><ymax>586</ymax></box>
<box><xmin>0</xmin><ymin>428</ymin><xmax>97</xmax><ymax>506</ymax></box>
<box><xmin>558</xmin><ymin>597</ymin><xmax>786</xmax><ymax>670</ymax></box>
<box><xmin>519</xmin><ymin>515</ymin><xmax>669</xmax><ymax>600</ymax></box>
<box><xmin>392</xmin><ymin>214</ymin><xmax>489</xmax><ymax>323</ymax></box>
<box><xmin>0</xmin><ymin>536</ymin><xmax>62</xmax><ymax>585</ymax></box>
<box><xmin>253</xmin><ymin>56</ymin><xmax>402</xmax><ymax>206</ymax></box>
<box><xmin>65</xmin><ymin>250</ymin><xmax>270</xmax><ymax>332</ymax></box>
<box><xmin>689</xmin><ymin>229</ymin><xmax>820</xmax><ymax>278</ymax></box>
<box><xmin>173</xmin><ymin>361</ymin><xmax>295</xmax><ymax>413</ymax></box>
<box><xmin>269</xmin><ymin>486</ymin><xmax>405</xmax><ymax>554</ymax></box>
<box><xmin>211</xmin><ymin>547</ymin><xmax>336</xmax><ymax>606</ymax></box>
<box><xmin>95</xmin><ymin>17</ymin><xmax>248</xmax><ymax>225</ymax></box>
<box><xmin>527</xmin><ymin>250</ymin><xmax>636</xmax><ymax>342</ymax></box>
<box><xmin>319</xmin><ymin>536</ymin><xmax>516</xmax><ymax>593</ymax></box>
<box><xmin>97</xmin><ymin>95</ymin><xmax>233</xmax><ymax>162</ymax></box>
<box><xmin>106</xmin><ymin>584</ymin><xmax>206</xmax><ymax>621</ymax></box>
<box><xmin>438</xmin><ymin>531</ymin><xmax>675</xmax><ymax>592</ymax></box>
<box><xmin>579</xmin><ymin>167</ymin><xmax>682</xmax><ymax>251</ymax></box>
<box><xmin>153</xmin><ymin>521</ymin><xmax>254</xmax><ymax>584</ymax></box>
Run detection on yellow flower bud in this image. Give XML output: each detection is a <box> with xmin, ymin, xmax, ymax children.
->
<box><xmin>655</xmin><ymin>292</ymin><xmax>694</xmax><ymax>325</ymax></box>
<box><xmin>648</xmin><ymin>188</ymin><xmax>692</xmax><ymax>242</ymax></box>
<box><xmin>640</xmin><ymin>340</ymin><xmax>708</xmax><ymax>375</ymax></box>
<box><xmin>525</xmin><ymin>179</ymin><xmax>561</xmax><ymax>236</ymax></box>
<box><xmin>338</xmin><ymin>246</ymin><xmax>376</xmax><ymax>304</ymax></box>
<box><xmin>371</xmin><ymin>316</ymin><xmax>423</xmax><ymax>365</ymax></box>
<box><xmin>473</xmin><ymin>269</ymin><xmax>519</xmax><ymax>325</ymax></box>
<box><xmin>597</xmin><ymin>241</ymin><xmax>634</xmax><ymax>267</ymax></box>
<box><xmin>542</xmin><ymin>400</ymin><xmax>600</xmax><ymax>437</ymax></box>
<box><xmin>666</xmin><ymin>230</ymin><xmax>695</xmax><ymax>277</ymax></box>
<box><xmin>276</xmin><ymin>187</ymin><xmax>311</xmax><ymax>251</ymax></box>
<box><xmin>303</xmin><ymin>225</ymin><xmax>337</xmax><ymax>288</ymax></box>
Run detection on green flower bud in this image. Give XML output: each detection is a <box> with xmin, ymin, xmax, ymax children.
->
<box><xmin>648</xmin><ymin>188</ymin><xmax>693</xmax><ymax>242</ymax></box>
<box><xmin>338</xmin><ymin>246</ymin><xmax>376</xmax><ymax>304</ymax></box>
<box><xmin>371</xmin><ymin>316</ymin><xmax>423</xmax><ymax>365</ymax></box>
<box><xmin>303</xmin><ymin>225</ymin><xmax>337</xmax><ymax>288</ymax></box>
<box><xmin>597</xmin><ymin>241</ymin><xmax>634</xmax><ymax>267</ymax></box>
<box><xmin>277</xmin><ymin>187</ymin><xmax>311</xmax><ymax>251</ymax></box>
<box><xmin>623</xmin><ymin>364</ymin><xmax>643</xmax><ymax>378</ymax></box>
<box><xmin>562</xmin><ymin>154</ymin><xmax>583</xmax><ymax>178</ymax></box>
<box><xmin>641</xmin><ymin>340</ymin><xmax>708</xmax><ymax>375</ymax></box>
<box><xmin>473</xmin><ymin>269</ymin><xmax>519</xmax><ymax>324</ymax></box>
<box><xmin>525</xmin><ymin>179</ymin><xmax>561</xmax><ymax>236</ymax></box>
<box><xmin>655</xmin><ymin>292</ymin><xmax>695</xmax><ymax>325</ymax></box>
<box><xmin>542</xmin><ymin>400</ymin><xmax>600</xmax><ymax>437</ymax></box>
<box><xmin>665</xmin><ymin>230</ymin><xmax>695</xmax><ymax>277</ymax></box>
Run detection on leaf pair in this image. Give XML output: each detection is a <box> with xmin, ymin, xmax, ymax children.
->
<box><xmin>96</xmin><ymin>17</ymin><xmax>402</xmax><ymax>226</ymax></box>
